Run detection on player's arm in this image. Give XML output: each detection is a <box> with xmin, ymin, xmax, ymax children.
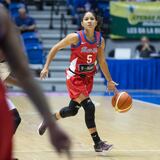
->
<box><xmin>0</xmin><ymin>6</ymin><xmax>71</xmax><ymax>153</ymax></box>
<box><xmin>5</xmin><ymin>75</ymin><xmax>21</xmax><ymax>87</ymax></box>
<box><xmin>44</xmin><ymin>33</ymin><xmax>78</xmax><ymax>69</ymax></box>
<box><xmin>40</xmin><ymin>33</ymin><xmax>79</xmax><ymax>79</ymax></box>
<box><xmin>97</xmin><ymin>38</ymin><xmax>117</xmax><ymax>91</ymax></box>
<box><xmin>0</xmin><ymin>6</ymin><xmax>55</xmax><ymax>126</ymax></box>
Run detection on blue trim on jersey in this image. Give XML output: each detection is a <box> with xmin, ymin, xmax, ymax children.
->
<box><xmin>82</xmin><ymin>30</ymin><xmax>96</xmax><ymax>44</ymax></box>
<box><xmin>71</xmin><ymin>32</ymin><xmax>81</xmax><ymax>48</ymax></box>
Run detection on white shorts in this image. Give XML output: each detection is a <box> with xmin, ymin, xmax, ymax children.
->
<box><xmin>6</xmin><ymin>98</ymin><xmax>16</xmax><ymax>110</ymax></box>
<box><xmin>0</xmin><ymin>61</ymin><xmax>11</xmax><ymax>81</ymax></box>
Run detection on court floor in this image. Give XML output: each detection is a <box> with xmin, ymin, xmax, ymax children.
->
<box><xmin>8</xmin><ymin>90</ymin><xmax>160</xmax><ymax>160</ymax></box>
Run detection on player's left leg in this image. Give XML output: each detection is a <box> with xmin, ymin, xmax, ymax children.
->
<box><xmin>79</xmin><ymin>97</ymin><xmax>113</xmax><ymax>152</ymax></box>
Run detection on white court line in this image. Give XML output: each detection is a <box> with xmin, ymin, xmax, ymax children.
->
<box><xmin>13</xmin><ymin>149</ymin><xmax>160</xmax><ymax>153</ymax></box>
<box><xmin>20</xmin><ymin>112</ymin><xmax>38</xmax><ymax>115</ymax></box>
<box><xmin>72</xmin><ymin>149</ymin><xmax>160</xmax><ymax>152</ymax></box>
<box><xmin>7</xmin><ymin>92</ymin><xmax>160</xmax><ymax>107</ymax></box>
<box><xmin>132</xmin><ymin>95</ymin><xmax>160</xmax><ymax>97</ymax></box>
<box><xmin>133</xmin><ymin>99</ymin><xmax>160</xmax><ymax>108</ymax></box>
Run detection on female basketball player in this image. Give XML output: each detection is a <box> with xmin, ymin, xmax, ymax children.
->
<box><xmin>0</xmin><ymin>5</ymin><xmax>71</xmax><ymax>160</ymax></box>
<box><xmin>38</xmin><ymin>11</ymin><xmax>117</xmax><ymax>152</ymax></box>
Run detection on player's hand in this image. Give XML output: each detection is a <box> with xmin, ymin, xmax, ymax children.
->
<box><xmin>107</xmin><ymin>80</ymin><xmax>118</xmax><ymax>92</ymax></box>
<box><xmin>40</xmin><ymin>68</ymin><xmax>49</xmax><ymax>79</ymax></box>
<box><xmin>48</xmin><ymin>122</ymin><xmax>71</xmax><ymax>156</ymax></box>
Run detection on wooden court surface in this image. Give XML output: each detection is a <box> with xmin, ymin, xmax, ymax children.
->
<box><xmin>9</xmin><ymin>94</ymin><xmax>160</xmax><ymax>160</ymax></box>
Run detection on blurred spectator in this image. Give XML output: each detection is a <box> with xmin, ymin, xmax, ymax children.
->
<box><xmin>0</xmin><ymin>0</ymin><xmax>10</xmax><ymax>8</ymax></box>
<box><xmin>15</xmin><ymin>7</ymin><xmax>36</xmax><ymax>33</ymax></box>
<box><xmin>34</xmin><ymin>0</ymin><xmax>43</xmax><ymax>10</ymax></box>
<box><xmin>66</xmin><ymin>0</ymin><xmax>73</xmax><ymax>15</ymax></box>
<box><xmin>108</xmin><ymin>49</ymin><xmax>115</xmax><ymax>58</ymax></box>
<box><xmin>72</xmin><ymin>0</ymin><xmax>87</xmax><ymax>25</ymax></box>
<box><xmin>135</xmin><ymin>36</ymin><xmax>156</xmax><ymax>58</ymax></box>
<box><xmin>1</xmin><ymin>0</ymin><xmax>25</xmax><ymax>9</ymax></box>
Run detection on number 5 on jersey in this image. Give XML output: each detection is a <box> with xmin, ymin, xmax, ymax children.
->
<box><xmin>87</xmin><ymin>54</ymin><xmax>92</xmax><ymax>64</ymax></box>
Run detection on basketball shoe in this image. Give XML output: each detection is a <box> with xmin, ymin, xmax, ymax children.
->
<box><xmin>38</xmin><ymin>119</ymin><xmax>47</xmax><ymax>135</ymax></box>
<box><xmin>94</xmin><ymin>141</ymin><xmax>113</xmax><ymax>152</ymax></box>
<box><xmin>38</xmin><ymin>114</ymin><xmax>56</xmax><ymax>135</ymax></box>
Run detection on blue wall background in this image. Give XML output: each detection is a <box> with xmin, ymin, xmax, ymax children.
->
<box><xmin>102</xmin><ymin>59</ymin><xmax>160</xmax><ymax>89</ymax></box>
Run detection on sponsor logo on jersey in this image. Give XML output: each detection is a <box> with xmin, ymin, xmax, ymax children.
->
<box><xmin>81</xmin><ymin>47</ymin><xmax>97</xmax><ymax>53</ymax></box>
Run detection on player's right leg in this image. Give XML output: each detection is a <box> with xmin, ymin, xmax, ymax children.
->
<box><xmin>7</xmin><ymin>98</ymin><xmax>21</xmax><ymax>134</ymax></box>
<box><xmin>38</xmin><ymin>100</ymin><xmax>81</xmax><ymax>135</ymax></box>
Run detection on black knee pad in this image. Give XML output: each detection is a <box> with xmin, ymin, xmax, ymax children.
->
<box><xmin>11</xmin><ymin>109</ymin><xmax>21</xmax><ymax>134</ymax></box>
<box><xmin>80</xmin><ymin>98</ymin><xmax>96</xmax><ymax>129</ymax></box>
<box><xmin>60</xmin><ymin>100</ymin><xmax>81</xmax><ymax>118</ymax></box>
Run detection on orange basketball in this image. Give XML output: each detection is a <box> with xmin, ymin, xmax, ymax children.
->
<box><xmin>112</xmin><ymin>92</ymin><xmax>132</xmax><ymax>113</ymax></box>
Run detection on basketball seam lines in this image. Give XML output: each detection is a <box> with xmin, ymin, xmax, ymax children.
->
<box><xmin>119</xmin><ymin>93</ymin><xmax>130</xmax><ymax>109</ymax></box>
<box><xmin>115</xmin><ymin>92</ymin><xmax>125</xmax><ymax>111</ymax></box>
<box><xmin>115</xmin><ymin>92</ymin><xmax>132</xmax><ymax>112</ymax></box>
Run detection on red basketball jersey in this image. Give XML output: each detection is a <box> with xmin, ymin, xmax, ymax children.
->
<box><xmin>0</xmin><ymin>81</ymin><xmax>13</xmax><ymax>160</ymax></box>
<box><xmin>69</xmin><ymin>30</ymin><xmax>102</xmax><ymax>77</ymax></box>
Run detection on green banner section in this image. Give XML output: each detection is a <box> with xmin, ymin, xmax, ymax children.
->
<box><xmin>110</xmin><ymin>2</ymin><xmax>160</xmax><ymax>39</ymax></box>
